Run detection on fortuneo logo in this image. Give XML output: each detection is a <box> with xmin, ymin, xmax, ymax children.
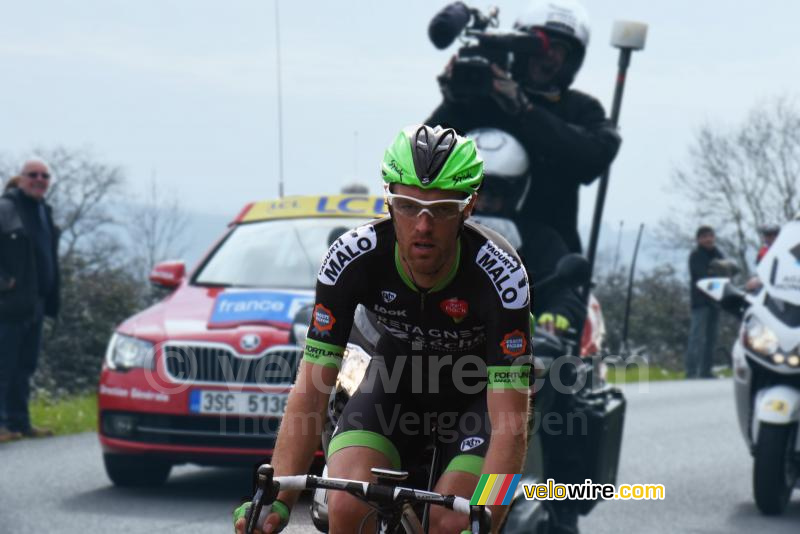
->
<box><xmin>305</xmin><ymin>345</ymin><xmax>339</xmax><ymax>359</ymax></box>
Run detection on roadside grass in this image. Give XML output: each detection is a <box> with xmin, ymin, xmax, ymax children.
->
<box><xmin>29</xmin><ymin>393</ymin><xmax>97</xmax><ymax>435</ymax></box>
<box><xmin>606</xmin><ymin>363</ymin><xmax>733</xmax><ymax>383</ymax></box>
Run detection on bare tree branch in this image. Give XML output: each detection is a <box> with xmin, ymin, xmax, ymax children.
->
<box><xmin>661</xmin><ymin>97</ymin><xmax>800</xmax><ymax>274</ymax></box>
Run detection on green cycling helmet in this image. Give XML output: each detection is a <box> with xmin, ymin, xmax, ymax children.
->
<box><xmin>381</xmin><ymin>124</ymin><xmax>484</xmax><ymax>195</ymax></box>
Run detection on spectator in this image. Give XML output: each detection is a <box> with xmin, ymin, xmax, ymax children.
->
<box><xmin>0</xmin><ymin>159</ymin><xmax>60</xmax><ymax>442</ymax></box>
<box><xmin>686</xmin><ymin>225</ymin><xmax>723</xmax><ymax>379</ymax></box>
<box><xmin>745</xmin><ymin>224</ymin><xmax>781</xmax><ymax>292</ymax></box>
<box><xmin>756</xmin><ymin>224</ymin><xmax>780</xmax><ymax>264</ymax></box>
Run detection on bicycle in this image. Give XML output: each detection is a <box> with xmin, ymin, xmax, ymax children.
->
<box><xmin>242</xmin><ymin>463</ymin><xmax>492</xmax><ymax>534</ymax></box>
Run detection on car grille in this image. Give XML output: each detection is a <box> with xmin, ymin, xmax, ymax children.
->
<box><xmin>163</xmin><ymin>344</ymin><xmax>302</xmax><ymax>385</ymax></box>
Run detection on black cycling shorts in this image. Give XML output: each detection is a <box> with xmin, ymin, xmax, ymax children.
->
<box><xmin>327</xmin><ymin>357</ymin><xmax>491</xmax><ymax>477</ymax></box>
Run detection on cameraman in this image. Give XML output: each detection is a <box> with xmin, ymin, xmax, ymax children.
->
<box><xmin>426</xmin><ymin>0</ymin><xmax>621</xmax><ymax>254</ymax></box>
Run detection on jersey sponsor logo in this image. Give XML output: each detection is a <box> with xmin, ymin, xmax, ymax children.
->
<box><xmin>318</xmin><ymin>225</ymin><xmax>378</xmax><ymax>285</ymax></box>
<box><xmin>440</xmin><ymin>297</ymin><xmax>468</xmax><ymax>323</ymax></box>
<box><xmin>373</xmin><ymin>304</ymin><xmax>407</xmax><ymax>317</ymax></box>
<box><xmin>489</xmin><ymin>368</ymin><xmax>531</xmax><ymax>384</ymax></box>
<box><xmin>312</xmin><ymin>304</ymin><xmax>336</xmax><ymax>336</ymax></box>
<box><xmin>375</xmin><ymin>315</ymin><xmax>486</xmax><ymax>351</ymax></box>
<box><xmin>304</xmin><ymin>343</ymin><xmax>341</xmax><ymax>360</ymax></box>
<box><xmin>475</xmin><ymin>240</ymin><xmax>529</xmax><ymax>309</ymax></box>
<box><xmin>500</xmin><ymin>330</ymin><xmax>528</xmax><ymax>357</ymax></box>
<box><xmin>460</xmin><ymin>436</ymin><xmax>485</xmax><ymax>452</ymax></box>
<box><xmin>382</xmin><ymin>290</ymin><xmax>397</xmax><ymax>303</ymax></box>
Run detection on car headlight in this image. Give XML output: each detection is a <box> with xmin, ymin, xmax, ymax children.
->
<box><xmin>744</xmin><ymin>317</ymin><xmax>779</xmax><ymax>355</ymax></box>
<box><xmin>336</xmin><ymin>344</ymin><xmax>371</xmax><ymax>396</ymax></box>
<box><xmin>105</xmin><ymin>333</ymin><xmax>155</xmax><ymax>370</ymax></box>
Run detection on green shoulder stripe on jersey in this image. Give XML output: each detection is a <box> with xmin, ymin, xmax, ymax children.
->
<box><xmin>487</xmin><ymin>365</ymin><xmax>531</xmax><ymax>390</ymax></box>
<box><xmin>444</xmin><ymin>454</ymin><xmax>484</xmax><ymax>476</ymax></box>
<box><xmin>303</xmin><ymin>338</ymin><xmax>345</xmax><ymax>369</ymax></box>
<box><xmin>394</xmin><ymin>239</ymin><xmax>461</xmax><ymax>293</ymax></box>
<box><xmin>328</xmin><ymin>430</ymin><xmax>402</xmax><ymax>470</ymax></box>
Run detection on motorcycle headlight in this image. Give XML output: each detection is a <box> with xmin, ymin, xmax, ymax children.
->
<box><xmin>336</xmin><ymin>344</ymin><xmax>371</xmax><ymax>396</ymax></box>
<box><xmin>744</xmin><ymin>317</ymin><xmax>779</xmax><ymax>356</ymax></box>
<box><xmin>105</xmin><ymin>333</ymin><xmax>155</xmax><ymax>370</ymax></box>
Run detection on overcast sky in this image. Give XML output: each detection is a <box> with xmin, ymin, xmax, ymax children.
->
<box><xmin>1</xmin><ymin>0</ymin><xmax>798</xmax><ymax>247</ymax></box>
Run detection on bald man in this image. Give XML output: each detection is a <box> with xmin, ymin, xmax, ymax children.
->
<box><xmin>0</xmin><ymin>159</ymin><xmax>60</xmax><ymax>442</ymax></box>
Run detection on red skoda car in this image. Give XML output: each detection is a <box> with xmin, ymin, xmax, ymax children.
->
<box><xmin>98</xmin><ymin>194</ymin><xmax>385</xmax><ymax>486</ymax></box>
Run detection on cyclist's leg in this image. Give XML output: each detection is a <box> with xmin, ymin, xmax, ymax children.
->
<box><xmin>429</xmin><ymin>395</ymin><xmax>490</xmax><ymax>534</ymax></box>
<box><xmin>326</xmin><ymin>358</ymin><xmax>417</xmax><ymax>533</ymax></box>
<box><xmin>327</xmin><ymin>447</ymin><xmax>394</xmax><ymax>534</ymax></box>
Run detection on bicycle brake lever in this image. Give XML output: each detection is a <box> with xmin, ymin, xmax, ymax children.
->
<box><xmin>469</xmin><ymin>505</ymin><xmax>492</xmax><ymax>534</ymax></box>
<box><xmin>246</xmin><ymin>464</ymin><xmax>276</xmax><ymax>534</ymax></box>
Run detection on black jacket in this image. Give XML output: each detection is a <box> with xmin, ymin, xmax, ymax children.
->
<box><xmin>426</xmin><ymin>89</ymin><xmax>621</xmax><ymax>253</ymax></box>
<box><xmin>0</xmin><ymin>188</ymin><xmax>60</xmax><ymax>321</ymax></box>
<box><xmin>689</xmin><ymin>246</ymin><xmax>723</xmax><ymax>309</ymax></box>
<box><xmin>522</xmin><ymin>222</ymin><xmax>585</xmax><ymax>329</ymax></box>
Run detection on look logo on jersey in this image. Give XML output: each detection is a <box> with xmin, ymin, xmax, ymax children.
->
<box><xmin>312</xmin><ymin>304</ymin><xmax>336</xmax><ymax>336</ymax></box>
<box><xmin>500</xmin><ymin>330</ymin><xmax>527</xmax><ymax>357</ymax></box>
<box><xmin>440</xmin><ymin>298</ymin><xmax>469</xmax><ymax>324</ymax></box>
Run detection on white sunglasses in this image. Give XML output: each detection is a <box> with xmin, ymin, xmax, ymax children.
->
<box><xmin>384</xmin><ymin>185</ymin><xmax>473</xmax><ymax>220</ymax></box>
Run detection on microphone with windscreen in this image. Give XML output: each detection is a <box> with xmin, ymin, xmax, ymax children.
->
<box><xmin>428</xmin><ymin>2</ymin><xmax>472</xmax><ymax>49</ymax></box>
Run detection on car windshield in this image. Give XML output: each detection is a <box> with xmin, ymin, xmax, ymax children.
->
<box><xmin>194</xmin><ymin>217</ymin><xmax>372</xmax><ymax>289</ymax></box>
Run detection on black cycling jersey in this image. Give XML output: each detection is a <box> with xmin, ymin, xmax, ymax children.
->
<box><xmin>302</xmin><ymin>217</ymin><xmax>533</xmax><ymax>391</ymax></box>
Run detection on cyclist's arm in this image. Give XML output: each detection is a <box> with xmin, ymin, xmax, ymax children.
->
<box><xmin>483</xmin><ymin>387</ymin><xmax>529</xmax><ymax>531</ymax></box>
<box><xmin>268</xmin><ymin>225</ymin><xmax>373</xmax><ymax>512</ymax></box>
<box><xmin>270</xmin><ymin>360</ymin><xmax>338</xmax><ymax>509</ymax></box>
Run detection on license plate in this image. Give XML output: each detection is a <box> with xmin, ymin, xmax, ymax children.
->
<box><xmin>189</xmin><ymin>390</ymin><xmax>288</xmax><ymax>416</ymax></box>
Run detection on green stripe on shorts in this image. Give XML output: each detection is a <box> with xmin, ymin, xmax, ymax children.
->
<box><xmin>327</xmin><ymin>430</ymin><xmax>402</xmax><ymax>470</ymax></box>
<box><xmin>303</xmin><ymin>338</ymin><xmax>345</xmax><ymax>369</ymax></box>
<box><xmin>487</xmin><ymin>365</ymin><xmax>530</xmax><ymax>390</ymax></box>
<box><xmin>444</xmin><ymin>454</ymin><xmax>484</xmax><ymax>476</ymax></box>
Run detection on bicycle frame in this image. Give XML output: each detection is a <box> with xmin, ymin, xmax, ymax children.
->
<box><xmin>245</xmin><ymin>464</ymin><xmax>492</xmax><ymax>534</ymax></box>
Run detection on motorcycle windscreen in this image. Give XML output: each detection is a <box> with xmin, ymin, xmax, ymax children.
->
<box><xmin>758</xmin><ymin>220</ymin><xmax>800</xmax><ymax>306</ymax></box>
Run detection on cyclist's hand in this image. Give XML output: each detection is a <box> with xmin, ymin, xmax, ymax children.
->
<box><xmin>233</xmin><ymin>501</ymin><xmax>288</xmax><ymax>534</ymax></box>
<box><xmin>538</xmin><ymin>312</ymin><xmax>570</xmax><ymax>335</ymax></box>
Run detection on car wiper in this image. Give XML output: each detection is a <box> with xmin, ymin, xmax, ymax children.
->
<box><xmin>193</xmin><ymin>281</ymin><xmax>233</xmax><ymax>288</ymax></box>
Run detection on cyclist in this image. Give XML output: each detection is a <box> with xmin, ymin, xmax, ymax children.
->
<box><xmin>235</xmin><ymin>125</ymin><xmax>532</xmax><ymax>533</ymax></box>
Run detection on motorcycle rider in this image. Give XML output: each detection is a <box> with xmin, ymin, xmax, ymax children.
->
<box><xmin>467</xmin><ymin>127</ymin><xmax>584</xmax><ymax>335</ymax></box>
<box><xmin>426</xmin><ymin>0</ymin><xmax>621</xmax><ymax>254</ymax></box>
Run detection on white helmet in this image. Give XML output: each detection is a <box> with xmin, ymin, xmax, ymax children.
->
<box><xmin>513</xmin><ymin>0</ymin><xmax>591</xmax><ymax>90</ymax></box>
<box><xmin>515</xmin><ymin>0</ymin><xmax>590</xmax><ymax>49</ymax></box>
<box><xmin>466</xmin><ymin>128</ymin><xmax>531</xmax><ymax>215</ymax></box>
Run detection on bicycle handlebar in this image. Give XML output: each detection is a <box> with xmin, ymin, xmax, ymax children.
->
<box><xmin>245</xmin><ymin>464</ymin><xmax>490</xmax><ymax>534</ymax></box>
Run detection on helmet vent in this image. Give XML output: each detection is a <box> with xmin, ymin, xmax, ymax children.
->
<box><xmin>412</xmin><ymin>125</ymin><xmax>457</xmax><ymax>186</ymax></box>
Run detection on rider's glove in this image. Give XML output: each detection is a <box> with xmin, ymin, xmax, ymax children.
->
<box><xmin>233</xmin><ymin>499</ymin><xmax>290</xmax><ymax>533</ymax></box>
<box><xmin>537</xmin><ymin>313</ymin><xmax>571</xmax><ymax>334</ymax></box>
<box><xmin>489</xmin><ymin>65</ymin><xmax>533</xmax><ymax>115</ymax></box>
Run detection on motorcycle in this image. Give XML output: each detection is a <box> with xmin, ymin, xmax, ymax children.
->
<box><xmin>697</xmin><ymin>220</ymin><xmax>800</xmax><ymax>514</ymax></box>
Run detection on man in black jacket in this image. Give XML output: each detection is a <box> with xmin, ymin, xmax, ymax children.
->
<box><xmin>426</xmin><ymin>0</ymin><xmax>620</xmax><ymax>254</ymax></box>
<box><xmin>686</xmin><ymin>225</ymin><xmax>723</xmax><ymax>379</ymax></box>
<box><xmin>0</xmin><ymin>159</ymin><xmax>60</xmax><ymax>442</ymax></box>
